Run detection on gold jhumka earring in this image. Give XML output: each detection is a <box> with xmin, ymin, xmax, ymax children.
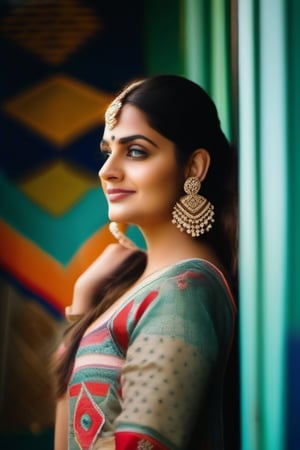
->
<box><xmin>172</xmin><ymin>176</ymin><xmax>215</xmax><ymax>237</ymax></box>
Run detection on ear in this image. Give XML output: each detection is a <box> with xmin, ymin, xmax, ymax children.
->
<box><xmin>185</xmin><ymin>148</ymin><xmax>211</xmax><ymax>181</ymax></box>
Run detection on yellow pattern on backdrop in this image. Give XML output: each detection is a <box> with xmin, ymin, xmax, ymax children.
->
<box><xmin>4</xmin><ymin>75</ymin><xmax>113</xmax><ymax>147</ymax></box>
<box><xmin>19</xmin><ymin>161</ymin><xmax>99</xmax><ymax>216</ymax></box>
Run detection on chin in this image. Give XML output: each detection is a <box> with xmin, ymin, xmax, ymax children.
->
<box><xmin>108</xmin><ymin>212</ymin><xmax>129</xmax><ymax>223</ymax></box>
<box><xmin>107</xmin><ymin>208</ymin><xmax>142</xmax><ymax>226</ymax></box>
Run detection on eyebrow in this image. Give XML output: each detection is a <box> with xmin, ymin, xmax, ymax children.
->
<box><xmin>100</xmin><ymin>134</ymin><xmax>158</xmax><ymax>148</ymax></box>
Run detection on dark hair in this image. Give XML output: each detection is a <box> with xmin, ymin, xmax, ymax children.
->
<box><xmin>53</xmin><ymin>250</ymin><xmax>147</xmax><ymax>398</ymax></box>
<box><xmin>53</xmin><ymin>75</ymin><xmax>238</xmax><ymax>397</ymax></box>
<box><xmin>123</xmin><ymin>75</ymin><xmax>238</xmax><ymax>281</ymax></box>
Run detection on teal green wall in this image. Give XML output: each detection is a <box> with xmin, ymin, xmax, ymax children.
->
<box><xmin>286</xmin><ymin>1</ymin><xmax>300</xmax><ymax>448</ymax></box>
<box><xmin>143</xmin><ymin>0</ymin><xmax>184</xmax><ymax>76</ymax></box>
<box><xmin>182</xmin><ymin>0</ymin><xmax>233</xmax><ymax>140</ymax></box>
<box><xmin>287</xmin><ymin>0</ymin><xmax>300</xmax><ymax>334</ymax></box>
<box><xmin>239</xmin><ymin>0</ymin><xmax>288</xmax><ymax>448</ymax></box>
<box><xmin>239</xmin><ymin>0</ymin><xmax>300</xmax><ymax>449</ymax></box>
<box><xmin>144</xmin><ymin>0</ymin><xmax>233</xmax><ymax>140</ymax></box>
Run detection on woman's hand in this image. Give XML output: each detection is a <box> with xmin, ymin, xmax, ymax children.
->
<box><xmin>67</xmin><ymin>244</ymin><xmax>139</xmax><ymax>316</ymax></box>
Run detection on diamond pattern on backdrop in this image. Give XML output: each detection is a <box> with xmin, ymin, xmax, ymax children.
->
<box><xmin>0</xmin><ymin>0</ymin><xmax>144</xmax><ymax>312</ymax></box>
<box><xmin>4</xmin><ymin>75</ymin><xmax>112</xmax><ymax>147</ymax></box>
<box><xmin>18</xmin><ymin>160</ymin><xmax>98</xmax><ymax>215</ymax></box>
<box><xmin>0</xmin><ymin>0</ymin><xmax>144</xmax><ymax>436</ymax></box>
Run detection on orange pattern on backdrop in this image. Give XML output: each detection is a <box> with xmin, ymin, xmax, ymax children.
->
<box><xmin>0</xmin><ymin>0</ymin><xmax>144</xmax><ymax>317</ymax></box>
<box><xmin>0</xmin><ymin>219</ymin><xmax>118</xmax><ymax>313</ymax></box>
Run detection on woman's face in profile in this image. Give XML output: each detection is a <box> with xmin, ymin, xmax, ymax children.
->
<box><xmin>99</xmin><ymin>104</ymin><xmax>183</xmax><ymax>229</ymax></box>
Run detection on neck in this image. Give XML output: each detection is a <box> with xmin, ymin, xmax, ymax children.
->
<box><xmin>138</xmin><ymin>222</ymin><xmax>222</xmax><ymax>277</ymax></box>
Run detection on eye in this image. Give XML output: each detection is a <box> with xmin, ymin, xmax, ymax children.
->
<box><xmin>101</xmin><ymin>149</ymin><xmax>111</xmax><ymax>160</ymax></box>
<box><xmin>127</xmin><ymin>147</ymin><xmax>147</xmax><ymax>158</ymax></box>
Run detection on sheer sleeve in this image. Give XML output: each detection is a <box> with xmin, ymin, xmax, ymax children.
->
<box><xmin>114</xmin><ymin>271</ymin><xmax>227</xmax><ymax>450</ymax></box>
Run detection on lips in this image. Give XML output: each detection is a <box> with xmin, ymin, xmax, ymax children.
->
<box><xmin>106</xmin><ymin>188</ymin><xmax>135</xmax><ymax>201</ymax></box>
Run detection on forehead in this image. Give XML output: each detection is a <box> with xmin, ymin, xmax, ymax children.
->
<box><xmin>102</xmin><ymin>104</ymin><xmax>177</xmax><ymax>155</ymax></box>
<box><xmin>103</xmin><ymin>104</ymin><xmax>149</xmax><ymax>137</ymax></box>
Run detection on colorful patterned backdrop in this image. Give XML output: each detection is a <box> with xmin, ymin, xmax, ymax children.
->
<box><xmin>0</xmin><ymin>0</ymin><xmax>146</xmax><ymax>443</ymax></box>
<box><xmin>0</xmin><ymin>0</ymin><xmax>145</xmax><ymax>316</ymax></box>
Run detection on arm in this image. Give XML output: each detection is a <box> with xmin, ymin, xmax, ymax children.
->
<box><xmin>117</xmin><ymin>334</ymin><xmax>213</xmax><ymax>450</ymax></box>
<box><xmin>113</xmin><ymin>272</ymin><xmax>232</xmax><ymax>450</ymax></box>
<box><xmin>65</xmin><ymin>243</ymin><xmax>139</xmax><ymax>320</ymax></box>
<box><xmin>54</xmin><ymin>395</ymin><xmax>68</xmax><ymax>450</ymax></box>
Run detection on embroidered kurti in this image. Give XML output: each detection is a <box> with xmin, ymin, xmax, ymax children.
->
<box><xmin>68</xmin><ymin>259</ymin><xmax>236</xmax><ymax>450</ymax></box>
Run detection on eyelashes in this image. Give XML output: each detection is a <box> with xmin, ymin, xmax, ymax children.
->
<box><xmin>100</xmin><ymin>147</ymin><xmax>148</xmax><ymax>160</ymax></box>
<box><xmin>127</xmin><ymin>148</ymin><xmax>147</xmax><ymax>158</ymax></box>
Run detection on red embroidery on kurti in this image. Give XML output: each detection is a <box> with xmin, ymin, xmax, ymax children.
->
<box><xmin>175</xmin><ymin>271</ymin><xmax>204</xmax><ymax>290</ymax></box>
<box><xmin>70</xmin><ymin>382</ymin><xmax>109</xmax><ymax>398</ymax></box>
<box><xmin>111</xmin><ymin>300</ymin><xmax>134</xmax><ymax>354</ymax></box>
<box><xmin>176</xmin><ymin>278</ymin><xmax>188</xmax><ymax>290</ymax></box>
<box><xmin>134</xmin><ymin>290</ymin><xmax>159</xmax><ymax>322</ymax></box>
<box><xmin>115</xmin><ymin>431</ymin><xmax>168</xmax><ymax>449</ymax></box>
<box><xmin>74</xmin><ymin>383</ymin><xmax>105</xmax><ymax>450</ymax></box>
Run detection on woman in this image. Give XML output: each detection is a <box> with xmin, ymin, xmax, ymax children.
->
<box><xmin>54</xmin><ymin>74</ymin><xmax>238</xmax><ymax>450</ymax></box>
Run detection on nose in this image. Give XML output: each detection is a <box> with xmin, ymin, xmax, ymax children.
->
<box><xmin>98</xmin><ymin>152</ymin><xmax>123</xmax><ymax>182</ymax></box>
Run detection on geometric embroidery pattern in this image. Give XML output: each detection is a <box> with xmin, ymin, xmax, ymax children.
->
<box><xmin>74</xmin><ymin>383</ymin><xmax>105</xmax><ymax>450</ymax></box>
<box><xmin>138</xmin><ymin>439</ymin><xmax>154</xmax><ymax>450</ymax></box>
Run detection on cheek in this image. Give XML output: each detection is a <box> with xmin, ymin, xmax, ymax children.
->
<box><xmin>145</xmin><ymin>167</ymin><xmax>182</xmax><ymax>203</ymax></box>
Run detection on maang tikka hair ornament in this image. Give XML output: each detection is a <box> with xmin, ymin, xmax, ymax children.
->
<box><xmin>105</xmin><ymin>80</ymin><xmax>144</xmax><ymax>130</ymax></box>
<box><xmin>172</xmin><ymin>176</ymin><xmax>215</xmax><ymax>237</ymax></box>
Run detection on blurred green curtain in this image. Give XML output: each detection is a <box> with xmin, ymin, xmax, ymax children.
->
<box><xmin>182</xmin><ymin>2</ymin><xmax>239</xmax><ymax>450</ymax></box>
<box><xmin>239</xmin><ymin>0</ymin><xmax>288</xmax><ymax>449</ymax></box>
<box><xmin>144</xmin><ymin>0</ymin><xmax>234</xmax><ymax>141</ymax></box>
<box><xmin>239</xmin><ymin>0</ymin><xmax>300</xmax><ymax>449</ymax></box>
<box><xmin>184</xmin><ymin>1</ymin><xmax>299</xmax><ymax>449</ymax></box>
<box><xmin>182</xmin><ymin>0</ymin><xmax>234</xmax><ymax>140</ymax></box>
<box><xmin>145</xmin><ymin>1</ymin><xmax>300</xmax><ymax>449</ymax></box>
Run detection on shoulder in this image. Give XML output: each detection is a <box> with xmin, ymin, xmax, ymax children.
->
<box><xmin>110</xmin><ymin>259</ymin><xmax>235</xmax><ymax>358</ymax></box>
<box><xmin>116</xmin><ymin>258</ymin><xmax>235</xmax><ymax>318</ymax></box>
<box><xmin>130</xmin><ymin>258</ymin><xmax>235</xmax><ymax>333</ymax></box>
<box><xmin>148</xmin><ymin>258</ymin><xmax>234</xmax><ymax>304</ymax></box>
